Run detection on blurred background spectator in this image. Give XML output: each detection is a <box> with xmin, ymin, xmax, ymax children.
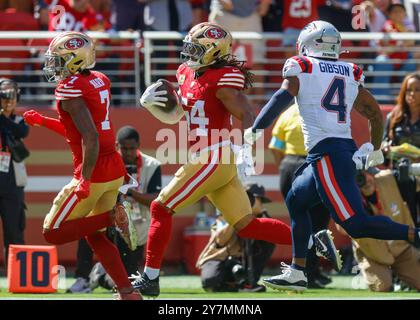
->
<box><xmin>383</xmin><ymin>72</ymin><xmax>420</xmax><ymax>227</ymax></box>
<box><xmin>371</xmin><ymin>3</ymin><xmax>416</xmax><ymax>103</ymax></box>
<box><xmin>208</xmin><ymin>0</ymin><xmax>272</xmax><ymax>104</ymax></box>
<box><xmin>0</xmin><ymin>78</ymin><xmax>29</xmax><ymax>269</ymax></box>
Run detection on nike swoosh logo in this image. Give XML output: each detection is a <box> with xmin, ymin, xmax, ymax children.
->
<box><xmin>63</xmin><ymin>84</ymin><xmax>74</xmax><ymax>89</ymax></box>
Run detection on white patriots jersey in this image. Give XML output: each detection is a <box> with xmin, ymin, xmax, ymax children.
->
<box><xmin>283</xmin><ymin>56</ymin><xmax>364</xmax><ymax>151</ymax></box>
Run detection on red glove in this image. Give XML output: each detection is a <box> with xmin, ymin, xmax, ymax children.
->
<box><xmin>75</xmin><ymin>178</ymin><xmax>91</xmax><ymax>200</ymax></box>
<box><xmin>23</xmin><ymin>110</ymin><xmax>44</xmax><ymax>126</ymax></box>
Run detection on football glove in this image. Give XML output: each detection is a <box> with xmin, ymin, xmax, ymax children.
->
<box><xmin>23</xmin><ymin>110</ymin><xmax>44</xmax><ymax>126</ymax></box>
<box><xmin>244</xmin><ymin>127</ymin><xmax>263</xmax><ymax>145</ymax></box>
<box><xmin>236</xmin><ymin>143</ymin><xmax>255</xmax><ymax>176</ymax></box>
<box><xmin>140</xmin><ymin>81</ymin><xmax>168</xmax><ymax>109</ymax></box>
<box><xmin>75</xmin><ymin>178</ymin><xmax>91</xmax><ymax>200</ymax></box>
<box><xmin>352</xmin><ymin>142</ymin><xmax>384</xmax><ymax>170</ymax></box>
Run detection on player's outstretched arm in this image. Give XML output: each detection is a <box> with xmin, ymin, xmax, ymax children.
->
<box><xmin>353</xmin><ymin>86</ymin><xmax>384</xmax><ymax>150</ymax></box>
<box><xmin>61</xmin><ymin>98</ymin><xmax>99</xmax><ymax>181</ymax></box>
<box><xmin>216</xmin><ymin>87</ymin><xmax>255</xmax><ymax>131</ymax></box>
<box><xmin>251</xmin><ymin>77</ymin><xmax>299</xmax><ymax>132</ymax></box>
<box><xmin>23</xmin><ymin>110</ymin><xmax>66</xmax><ymax>137</ymax></box>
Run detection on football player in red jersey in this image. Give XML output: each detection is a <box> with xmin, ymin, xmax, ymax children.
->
<box><xmin>23</xmin><ymin>32</ymin><xmax>141</xmax><ymax>300</ymax></box>
<box><xmin>131</xmin><ymin>22</ymin><xmax>339</xmax><ymax>297</ymax></box>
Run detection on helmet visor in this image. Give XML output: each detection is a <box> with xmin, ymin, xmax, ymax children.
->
<box><xmin>43</xmin><ymin>54</ymin><xmax>67</xmax><ymax>82</ymax></box>
<box><xmin>180</xmin><ymin>40</ymin><xmax>205</xmax><ymax>64</ymax></box>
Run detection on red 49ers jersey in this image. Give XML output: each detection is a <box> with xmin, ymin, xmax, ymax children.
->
<box><xmin>176</xmin><ymin>63</ymin><xmax>246</xmax><ymax>149</ymax></box>
<box><xmin>55</xmin><ymin>70</ymin><xmax>125</xmax><ymax>182</ymax></box>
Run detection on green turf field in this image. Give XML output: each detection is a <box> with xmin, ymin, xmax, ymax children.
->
<box><xmin>0</xmin><ymin>275</ymin><xmax>418</xmax><ymax>299</ymax></box>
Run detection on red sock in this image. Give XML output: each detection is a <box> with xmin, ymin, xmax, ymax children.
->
<box><xmin>86</xmin><ymin>232</ymin><xmax>132</xmax><ymax>289</ymax></box>
<box><xmin>145</xmin><ymin>201</ymin><xmax>173</xmax><ymax>269</ymax></box>
<box><xmin>44</xmin><ymin>212</ymin><xmax>112</xmax><ymax>245</ymax></box>
<box><xmin>237</xmin><ymin>217</ymin><xmax>292</xmax><ymax>245</ymax></box>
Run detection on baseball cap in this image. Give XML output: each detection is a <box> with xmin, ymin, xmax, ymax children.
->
<box><xmin>245</xmin><ymin>183</ymin><xmax>271</xmax><ymax>203</ymax></box>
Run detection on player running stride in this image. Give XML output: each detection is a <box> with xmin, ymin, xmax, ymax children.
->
<box><xmin>24</xmin><ymin>32</ymin><xmax>141</xmax><ymax>300</ymax></box>
<box><xmin>246</xmin><ymin>20</ymin><xmax>420</xmax><ymax>291</ymax></box>
<box><xmin>131</xmin><ymin>22</ymin><xmax>340</xmax><ymax>297</ymax></box>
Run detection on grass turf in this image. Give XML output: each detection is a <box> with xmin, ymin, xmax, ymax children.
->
<box><xmin>0</xmin><ymin>275</ymin><xmax>418</xmax><ymax>299</ymax></box>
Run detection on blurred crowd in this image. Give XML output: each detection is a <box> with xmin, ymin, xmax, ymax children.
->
<box><xmin>0</xmin><ymin>0</ymin><xmax>418</xmax><ymax>105</ymax></box>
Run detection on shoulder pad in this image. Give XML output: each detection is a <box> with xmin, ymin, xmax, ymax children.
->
<box><xmin>283</xmin><ymin>56</ymin><xmax>313</xmax><ymax>78</ymax></box>
<box><xmin>55</xmin><ymin>76</ymin><xmax>83</xmax><ymax>101</ymax></box>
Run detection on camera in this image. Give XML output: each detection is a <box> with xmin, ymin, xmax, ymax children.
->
<box><xmin>231</xmin><ymin>263</ymin><xmax>247</xmax><ymax>287</ymax></box>
<box><xmin>396</xmin><ymin>158</ymin><xmax>420</xmax><ymax>182</ymax></box>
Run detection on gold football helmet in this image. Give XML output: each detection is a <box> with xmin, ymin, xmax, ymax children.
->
<box><xmin>181</xmin><ymin>22</ymin><xmax>232</xmax><ymax>70</ymax></box>
<box><xmin>44</xmin><ymin>31</ymin><xmax>96</xmax><ymax>82</ymax></box>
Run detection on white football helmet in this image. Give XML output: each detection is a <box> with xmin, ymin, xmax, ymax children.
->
<box><xmin>296</xmin><ymin>20</ymin><xmax>341</xmax><ymax>60</ymax></box>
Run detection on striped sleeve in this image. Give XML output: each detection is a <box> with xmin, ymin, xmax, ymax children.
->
<box><xmin>283</xmin><ymin>56</ymin><xmax>313</xmax><ymax>78</ymax></box>
<box><xmin>55</xmin><ymin>83</ymin><xmax>83</xmax><ymax>101</ymax></box>
<box><xmin>217</xmin><ymin>70</ymin><xmax>245</xmax><ymax>90</ymax></box>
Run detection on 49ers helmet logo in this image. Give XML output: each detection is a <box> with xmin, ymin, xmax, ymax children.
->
<box><xmin>204</xmin><ymin>27</ymin><xmax>226</xmax><ymax>39</ymax></box>
<box><xmin>63</xmin><ymin>38</ymin><xmax>85</xmax><ymax>50</ymax></box>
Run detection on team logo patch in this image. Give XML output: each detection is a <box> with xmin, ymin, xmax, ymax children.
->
<box><xmin>63</xmin><ymin>38</ymin><xmax>85</xmax><ymax>50</ymax></box>
<box><xmin>204</xmin><ymin>27</ymin><xmax>226</xmax><ymax>39</ymax></box>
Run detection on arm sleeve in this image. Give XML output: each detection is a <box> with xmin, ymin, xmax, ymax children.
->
<box><xmin>42</xmin><ymin>116</ymin><xmax>66</xmax><ymax>137</ymax></box>
<box><xmin>0</xmin><ymin>115</ymin><xmax>29</xmax><ymax>139</ymax></box>
<box><xmin>146</xmin><ymin>166</ymin><xmax>162</xmax><ymax>194</ymax></box>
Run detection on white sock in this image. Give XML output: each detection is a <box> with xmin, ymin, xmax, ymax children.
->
<box><xmin>144</xmin><ymin>267</ymin><xmax>160</xmax><ymax>280</ymax></box>
<box><xmin>307</xmin><ymin>235</ymin><xmax>314</xmax><ymax>250</ymax></box>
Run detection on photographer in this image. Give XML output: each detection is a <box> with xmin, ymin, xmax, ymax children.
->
<box><xmin>0</xmin><ymin>78</ymin><xmax>29</xmax><ymax>267</ymax></box>
<box><xmin>196</xmin><ymin>184</ymin><xmax>275</xmax><ymax>293</ymax></box>
<box><xmin>353</xmin><ymin>168</ymin><xmax>420</xmax><ymax>292</ymax></box>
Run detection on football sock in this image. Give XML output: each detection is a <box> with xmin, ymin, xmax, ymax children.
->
<box><xmin>144</xmin><ymin>201</ymin><xmax>173</xmax><ymax>270</ymax></box>
<box><xmin>237</xmin><ymin>217</ymin><xmax>292</xmax><ymax>245</ymax></box>
<box><xmin>144</xmin><ymin>267</ymin><xmax>160</xmax><ymax>280</ymax></box>
<box><xmin>44</xmin><ymin>211</ymin><xmax>113</xmax><ymax>244</ymax></box>
<box><xmin>86</xmin><ymin>232</ymin><xmax>132</xmax><ymax>289</ymax></box>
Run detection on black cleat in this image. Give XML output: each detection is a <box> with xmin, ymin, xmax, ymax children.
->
<box><xmin>314</xmin><ymin>230</ymin><xmax>342</xmax><ymax>272</ymax></box>
<box><xmin>130</xmin><ymin>272</ymin><xmax>160</xmax><ymax>297</ymax></box>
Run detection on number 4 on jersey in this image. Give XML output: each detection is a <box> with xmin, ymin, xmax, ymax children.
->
<box><xmin>321</xmin><ymin>77</ymin><xmax>347</xmax><ymax>123</ymax></box>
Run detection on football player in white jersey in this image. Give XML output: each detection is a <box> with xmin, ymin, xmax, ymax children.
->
<box><xmin>245</xmin><ymin>20</ymin><xmax>420</xmax><ymax>291</ymax></box>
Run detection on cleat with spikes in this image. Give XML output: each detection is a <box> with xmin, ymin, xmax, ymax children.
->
<box><xmin>262</xmin><ymin>262</ymin><xmax>307</xmax><ymax>292</ymax></box>
<box><xmin>113</xmin><ymin>201</ymin><xmax>138</xmax><ymax>251</ymax></box>
<box><xmin>130</xmin><ymin>272</ymin><xmax>160</xmax><ymax>297</ymax></box>
<box><xmin>314</xmin><ymin>229</ymin><xmax>342</xmax><ymax>272</ymax></box>
<box><xmin>114</xmin><ymin>287</ymin><xmax>143</xmax><ymax>300</ymax></box>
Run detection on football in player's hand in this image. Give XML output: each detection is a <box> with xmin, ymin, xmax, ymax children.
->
<box><xmin>156</xmin><ymin>78</ymin><xmax>180</xmax><ymax>113</ymax></box>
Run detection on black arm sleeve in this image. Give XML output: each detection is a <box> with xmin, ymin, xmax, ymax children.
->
<box><xmin>0</xmin><ymin>115</ymin><xmax>29</xmax><ymax>139</ymax></box>
<box><xmin>146</xmin><ymin>166</ymin><xmax>162</xmax><ymax>194</ymax></box>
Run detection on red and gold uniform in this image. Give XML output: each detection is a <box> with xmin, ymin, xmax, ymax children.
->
<box><xmin>156</xmin><ymin>64</ymin><xmax>251</xmax><ymax>226</ymax></box>
<box><xmin>44</xmin><ymin>71</ymin><xmax>125</xmax><ymax>230</ymax></box>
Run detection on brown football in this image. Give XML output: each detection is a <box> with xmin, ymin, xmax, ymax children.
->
<box><xmin>156</xmin><ymin>78</ymin><xmax>180</xmax><ymax>113</ymax></box>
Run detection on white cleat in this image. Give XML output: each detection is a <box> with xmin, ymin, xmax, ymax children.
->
<box><xmin>262</xmin><ymin>262</ymin><xmax>307</xmax><ymax>292</ymax></box>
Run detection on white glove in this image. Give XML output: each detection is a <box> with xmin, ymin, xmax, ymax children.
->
<box><xmin>139</xmin><ymin>81</ymin><xmax>168</xmax><ymax>109</ymax></box>
<box><xmin>365</xmin><ymin>149</ymin><xmax>384</xmax><ymax>169</ymax></box>
<box><xmin>244</xmin><ymin>127</ymin><xmax>263</xmax><ymax>145</ymax></box>
<box><xmin>352</xmin><ymin>142</ymin><xmax>384</xmax><ymax>170</ymax></box>
<box><xmin>236</xmin><ymin>143</ymin><xmax>255</xmax><ymax>176</ymax></box>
